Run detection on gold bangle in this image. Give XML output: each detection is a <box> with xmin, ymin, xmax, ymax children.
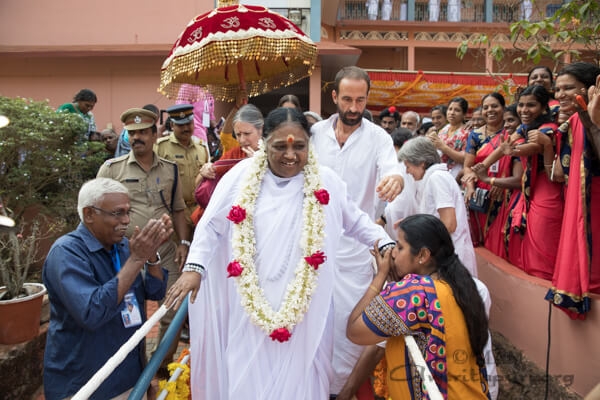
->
<box><xmin>490</xmin><ymin>177</ymin><xmax>496</xmax><ymax>186</ymax></box>
<box><xmin>368</xmin><ymin>284</ymin><xmax>380</xmax><ymax>294</ymax></box>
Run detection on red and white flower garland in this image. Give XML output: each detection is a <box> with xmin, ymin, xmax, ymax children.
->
<box><xmin>226</xmin><ymin>142</ymin><xmax>328</xmax><ymax>342</ymax></box>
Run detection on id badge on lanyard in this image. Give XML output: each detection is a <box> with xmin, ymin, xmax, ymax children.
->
<box><xmin>121</xmin><ymin>290</ymin><xmax>142</xmax><ymax>328</ymax></box>
<box><xmin>111</xmin><ymin>244</ymin><xmax>142</xmax><ymax>328</ymax></box>
<box><xmin>489</xmin><ymin>161</ymin><xmax>499</xmax><ymax>173</ymax></box>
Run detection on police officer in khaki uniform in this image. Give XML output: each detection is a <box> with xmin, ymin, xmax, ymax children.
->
<box><xmin>97</xmin><ymin>107</ymin><xmax>190</xmax><ymax>371</ymax></box>
<box><xmin>156</xmin><ymin>104</ymin><xmax>209</xmax><ymax>230</ymax></box>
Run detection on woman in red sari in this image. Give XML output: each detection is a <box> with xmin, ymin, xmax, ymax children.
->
<box><xmin>511</xmin><ymin>86</ymin><xmax>561</xmax><ymax>279</ymax></box>
<box><xmin>527</xmin><ymin>66</ymin><xmax>560</xmax><ymax>118</ymax></box>
<box><xmin>536</xmin><ymin>62</ymin><xmax>600</xmax><ymax>319</ymax></box>
<box><xmin>462</xmin><ymin>93</ymin><xmax>510</xmax><ymax>248</ymax></box>
<box><xmin>192</xmin><ymin>104</ymin><xmax>264</xmax><ymax>223</ymax></box>
<box><xmin>471</xmin><ymin>104</ymin><xmax>525</xmax><ymax>262</ymax></box>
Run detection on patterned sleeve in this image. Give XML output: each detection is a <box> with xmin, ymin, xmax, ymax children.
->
<box><xmin>464</xmin><ymin>129</ymin><xmax>480</xmax><ymax>155</ymax></box>
<box><xmin>455</xmin><ymin>127</ymin><xmax>469</xmax><ymax>152</ymax></box>
<box><xmin>362</xmin><ymin>274</ymin><xmax>439</xmax><ymax>337</ymax></box>
<box><xmin>539</xmin><ymin>122</ymin><xmax>557</xmax><ymax>136</ymax></box>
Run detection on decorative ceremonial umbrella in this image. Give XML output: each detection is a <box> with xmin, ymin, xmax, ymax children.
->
<box><xmin>159</xmin><ymin>0</ymin><xmax>318</xmax><ymax>102</ymax></box>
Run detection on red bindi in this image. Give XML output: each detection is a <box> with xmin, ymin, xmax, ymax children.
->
<box><xmin>287</xmin><ymin>134</ymin><xmax>294</xmax><ymax>144</ymax></box>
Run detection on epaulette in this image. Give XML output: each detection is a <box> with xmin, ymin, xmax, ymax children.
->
<box><xmin>102</xmin><ymin>153</ymin><xmax>129</xmax><ymax>167</ymax></box>
<box><xmin>156</xmin><ymin>136</ymin><xmax>170</xmax><ymax>145</ymax></box>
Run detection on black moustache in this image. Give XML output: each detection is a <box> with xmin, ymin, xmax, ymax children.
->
<box><xmin>133</xmin><ymin>140</ymin><xmax>145</xmax><ymax>146</ymax></box>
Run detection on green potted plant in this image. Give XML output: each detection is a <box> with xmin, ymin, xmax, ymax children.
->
<box><xmin>0</xmin><ymin>95</ymin><xmax>106</xmax><ymax>344</ymax></box>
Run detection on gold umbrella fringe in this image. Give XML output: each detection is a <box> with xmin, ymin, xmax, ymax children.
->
<box><xmin>159</xmin><ymin>64</ymin><xmax>315</xmax><ymax>102</ymax></box>
<box><xmin>159</xmin><ymin>38</ymin><xmax>317</xmax><ymax>102</ymax></box>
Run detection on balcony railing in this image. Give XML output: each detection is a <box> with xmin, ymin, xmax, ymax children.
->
<box><xmin>339</xmin><ymin>0</ymin><xmax>564</xmax><ymax>23</ymax></box>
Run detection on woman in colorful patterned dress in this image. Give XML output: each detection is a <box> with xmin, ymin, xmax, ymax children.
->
<box><xmin>347</xmin><ymin>214</ymin><xmax>490</xmax><ymax>400</ymax></box>
<box><xmin>427</xmin><ymin>97</ymin><xmax>469</xmax><ymax>179</ymax></box>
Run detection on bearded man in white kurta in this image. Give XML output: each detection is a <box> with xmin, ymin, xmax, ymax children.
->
<box><xmin>165</xmin><ymin>107</ymin><xmax>393</xmax><ymax>399</ymax></box>
<box><xmin>311</xmin><ymin>66</ymin><xmax>404</xmax><ymax>397</ymax></box>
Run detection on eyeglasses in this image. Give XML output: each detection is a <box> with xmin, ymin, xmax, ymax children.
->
<box><xmin>90</xmin><ymin>206</ymin><xmax>132</xmax><ymax>219</ymax></box>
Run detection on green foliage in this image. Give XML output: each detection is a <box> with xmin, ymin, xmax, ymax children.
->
<box><xmin>0</xmin><ymin>96</ymin><xmax>106</xmax><ymax>298</ymax></box>
<box><xmin>0</xmin><ymin>96</ymin><xmax>105</xmax><ymax>225</ymax></box>
<box><xmin>456</xmin><ymin>0</ymin><xmax>600</xmax><ymax>69</ymax></box>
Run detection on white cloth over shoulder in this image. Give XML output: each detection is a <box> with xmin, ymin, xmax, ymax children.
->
<box><xmin>414</xmin><ymin>163</ymin><xmax>477</xmax><ymax>276</ymax></box>
<box><xmin>186</xmin><ymin>157</ymin><xmax>391</xmax><ymax>399</ymax></box>
<box><xmin>382</xmin><ymin>162</ymin><xmax>416</xmax><ymax>239</ymax></box>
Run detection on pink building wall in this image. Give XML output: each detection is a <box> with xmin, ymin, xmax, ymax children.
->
<box><xmin>0</xmin><ymin>0</ymin><xmax>232</xmax><ymax>132</ymax></box>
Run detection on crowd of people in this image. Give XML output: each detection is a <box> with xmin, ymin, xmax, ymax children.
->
<box><xmin>42</xmin><ymin>61</ymin><xmax>600</xmax><ymax>399</ymax></box>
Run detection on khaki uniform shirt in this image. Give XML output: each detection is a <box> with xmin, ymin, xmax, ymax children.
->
<box><xmin>97</xmin><ymin>152</ymin><xmax>186</xmax><ymax>269</ymax></box>
<box><xmin>155</xmin><ymin>134</ymin><xmax>208</xmax><ymax>207</ymax></box>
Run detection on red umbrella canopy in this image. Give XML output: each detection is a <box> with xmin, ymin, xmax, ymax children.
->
<box><xmin>159</xmin><ymin>4</ymin><xmax>318</xmax><ymax>102</ymax></box>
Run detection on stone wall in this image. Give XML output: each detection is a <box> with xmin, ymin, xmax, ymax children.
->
<box><xmin>0</xmin><ymin>323</ymin><xmax>46</xmax><ymax>399</ymax></box>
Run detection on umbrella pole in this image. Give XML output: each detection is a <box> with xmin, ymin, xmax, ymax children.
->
<box><xmin>237</xmin><ymin>61</ymin><xmax>247</xmax><ymax>103</ymax></box>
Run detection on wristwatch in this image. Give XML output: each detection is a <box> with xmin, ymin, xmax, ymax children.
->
<box><xmin>145</xmin><ymin>252</ymin><xmax>161</xmax><ymax>267</ymax></box>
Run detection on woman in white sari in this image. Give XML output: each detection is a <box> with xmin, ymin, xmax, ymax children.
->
<box><xmin>398</xmin><ymin>136</ymin><xmax>477</xmax><ymax>276</ymax></box>
<box><xmin>165</xmin><ymin>107</ymin><xmax>393</xmax><ymax>399</ymax></box>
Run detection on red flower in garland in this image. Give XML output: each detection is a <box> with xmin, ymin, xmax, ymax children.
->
<box><xmin>227</xmin><ymin>260</ymin><xmax>243</xmax><ymax>277</ymax></box>
<box><xmin>270</xmin><ymin>327</ymin><xmax>291</xmax><ymax>342</ymax></box>
<box><xmin>227</xmin><ymin>205</ymin><xmax>247</xmax><ymax>224</ymax></box>
<box><xmin>314</xmin><ymin>189</ymin><xmax>330</xmax><ymax>205</ymax></box>
<box><xmin>304</xmin><ymin>251</ymin><xmax>327</xmax><ymax>270</ymax></box>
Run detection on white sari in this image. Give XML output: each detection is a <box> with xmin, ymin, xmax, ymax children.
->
<box><xmin>186</xmin><ymin>159</ymin><xmax>391</xmax><ymax>399</ymax></box>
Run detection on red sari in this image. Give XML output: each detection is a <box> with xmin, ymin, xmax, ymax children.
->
<box><xmin>465</xmin><ymin>127</ymin><xmax>513</xmax><ymax>251</ymax></box>
<box><xmin>519</xmin><ymin>122</ymin><xmax>563</xmax><ymax>280</ymax></box>
<box><xmin>191</xmin><ymin>146</ymin><xmax>246</xmax><ymax>224</ymax></box>
<box><xmin>545</xmin><ymin>114</ymin><xmax>600</xmax><ymax>319</ymax></box>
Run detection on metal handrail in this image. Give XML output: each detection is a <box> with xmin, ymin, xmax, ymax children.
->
<box><xmin>128</xmin><ymin>298</ymin><xmax>189</xmax><ymax>400</ymax></box>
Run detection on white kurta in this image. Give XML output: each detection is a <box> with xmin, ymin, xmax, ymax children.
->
<box><xmin>382</xmin><ymin>162</ymin><xmax>416</xmax><ymax>239</ymax></box>
<box><xmin>311</xmin><ymin>116</ymin><xmax>400</xmax><ymax>393</ymax></box>
<box><xmin>186</xmin><ymin>157</ymin><xmax>392</xmax><ymax>399</ymax></box>
<box><xmin>414</xmin><ymin>163</ymin><xmax>478</xmax><ymax>276</ymax></box>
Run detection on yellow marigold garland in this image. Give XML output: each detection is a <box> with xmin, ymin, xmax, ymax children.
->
<box><xmin>158</xmin><ymin>349</ymin><xmax>191</xmax><ymax>400</ymax></box>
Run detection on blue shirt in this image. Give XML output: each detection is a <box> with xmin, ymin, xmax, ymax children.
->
<box><xmin>42</xmin><ymin>223</ymin><xmax>167</xmax><ymax>400</ymax></box>
<box><xmin>114</xmin><ymin>129</ymin><xmax>131</xmax><ymax>157</ymax></box>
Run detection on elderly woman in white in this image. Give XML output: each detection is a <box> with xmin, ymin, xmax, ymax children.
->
<box><xmin>398</xmin><ymin>136</ymin><xmax>477</xmax><ymax>277</ymax></box>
